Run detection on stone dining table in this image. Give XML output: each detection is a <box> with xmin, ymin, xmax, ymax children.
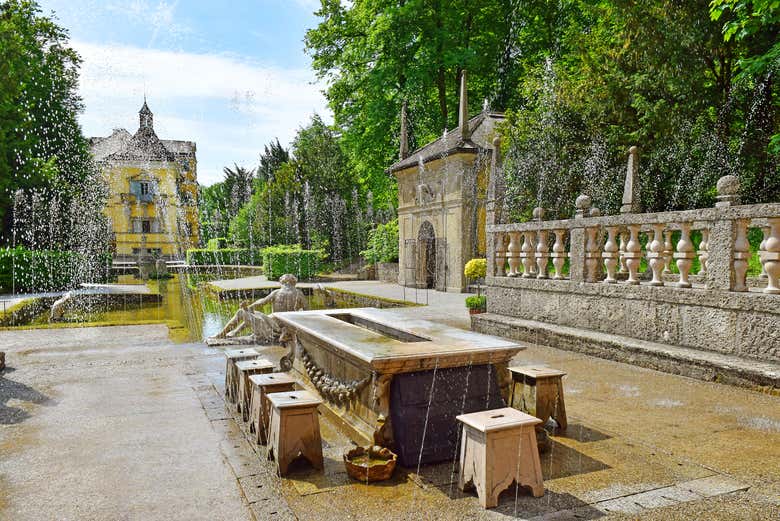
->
<box><xmin>273</xmin><ymin>307</ymin><xmax>525</xmax><ymax>466</ymax></box>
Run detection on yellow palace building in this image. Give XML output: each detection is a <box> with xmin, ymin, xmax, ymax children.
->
<box><xmin>90</xmin><ymin>100</ymin><xmax>199</xmax><ymax>260</ymax></box>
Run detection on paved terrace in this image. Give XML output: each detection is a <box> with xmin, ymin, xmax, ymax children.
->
<box><xmin>1</xmin><ymin>282</ymin><xmax>778</xmax><ymax>520</ymax></box>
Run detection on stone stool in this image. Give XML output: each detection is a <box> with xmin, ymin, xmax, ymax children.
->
<box><xmin>224</xmin><ymin>348</ymin><xmax>261</xmax><ymax>403</ymax></box>
<box><xmin>249</xmin><ymin>372</ymin><xmax>297</xmax><ymax>445</ymax></box>
<box><xmin>266</xmin><ymin>390</ymin><xmax>324</xmax><ymax>476</ymax></box>
<box><xmin>457</xmin><ymin>407</ymin><xmax>544</xmax><ymax>508</ymax></box>
<box><xmin>235</xmin><ymin>358</ymin><xmax>275</xmax><ymax>421</ymax></box>
<box><xmin>508</xmin><ymin>366</ymin><xmax>567</xmax><ymax>431</ymax></box>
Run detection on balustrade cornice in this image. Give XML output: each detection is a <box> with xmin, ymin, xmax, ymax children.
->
<box><xmin>488</xmin><ymin>203</ymin><xmax>780</xmax><ymax>233</ymax></box>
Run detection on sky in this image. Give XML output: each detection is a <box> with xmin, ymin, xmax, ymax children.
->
<box><xmin>38</xmin><ymin>0</ymin><xmax>331</xmax><ymax>186</ymax></box>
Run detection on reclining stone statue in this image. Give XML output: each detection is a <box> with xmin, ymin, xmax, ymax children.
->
<box><xmin>50</xmin><ymin>291</ymin><xmax>73</xmax><ymax>323</ymax></box>
<box><xmin>210</xmin><ymin>274</ymin><xmax>307</xmax><ymax>346</ymax></box>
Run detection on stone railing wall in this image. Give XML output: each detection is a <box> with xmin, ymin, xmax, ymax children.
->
<box><xmin>484</xmin><ymin>182</ymin><xmax>780</xmax><ymax>363</ymax></box>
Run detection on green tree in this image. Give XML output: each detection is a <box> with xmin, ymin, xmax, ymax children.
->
<box><xmin>0</xmin><ymin>0</ymin><xmax>98</xmax><ymax>245</ymax></box>
<box><xmin>229</xmin><ymin>115</ymin><xmax>369</xmax><ymax>263</ymax></box>
<box><xmin>257</xmin><ymin>138</ymin><xmax>289</xmax><ymax>183</ymax></box>
<box><xmin>305</xmin><ymin>0</ymin><xmax>513</xmax><ymax>208</ymax></box>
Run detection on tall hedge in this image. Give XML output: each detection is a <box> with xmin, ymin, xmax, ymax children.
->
<box><xmin>262</xmin><ymin>245</ymin><xmax>324</xmax><ymax>280</ymax></box>
<box><xmin>186</xmin><ymin>248</ymin><xmax>262</xmax><ymax>266</ymax></box>
<box><xmin>0</xmin><ymin>247</ymin><xmax>110</xmax><ymax>293</ymax></box>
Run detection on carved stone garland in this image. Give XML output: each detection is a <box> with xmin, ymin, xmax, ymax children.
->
<box><xmin>300</xmin><ymin>349</ymin><xmax>371</xmax><ymax>405</ymax></box>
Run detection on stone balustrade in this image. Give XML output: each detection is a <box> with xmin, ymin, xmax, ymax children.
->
<box><xmin>482</xmin><ymin>185</ymin><xmax>780</xmax><ymax>365</ymax></box>
<box><xmin>488</xmin><ymin>202</ymin><xmax>780</xmax><ymax>295</ymax></box>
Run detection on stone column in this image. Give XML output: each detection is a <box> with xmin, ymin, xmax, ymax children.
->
<box><xmin>706</xmin><ymin>176</ymin><xmax>742</xmax><ymax>291</ymax></box>
<box><xmin>568</xmin><ymin>228</ymin><xmax>586</xmax><ymax>283</ymax></box>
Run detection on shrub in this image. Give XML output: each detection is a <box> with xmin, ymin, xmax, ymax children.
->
<box><xmin>186</xmin><ymin>248</ymin><xmax>262</xmax><ymax>266</ymax></box>
<box><xmin>262</xmin><ymin>245</ymin><xmax>324</xmax><ymax>280</ymax></box>
<box><xmin>464</xmin><ymin>258</ymin><xmax>487</xmax><ymax>280</ymax></box>
<box><xmin>0</xmin><ymin>247</ymin><xmax>110</xmax><ymax>293</ymax></box>
<box><xmin>360</xmin><ymin>219</ymin><xmax>399</xmax><ymax>265</ymax></box>
<box><xmin>465</xmin><ymin>295</ymin><xmax>487</xmax><ymax>310</ymax></box>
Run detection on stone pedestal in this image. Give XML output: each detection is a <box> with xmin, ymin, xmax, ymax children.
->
<box><xmin>249</xmin><ymin>372</ymin><xmax>297</xmax><ymax>445</ymax></box>
<box><xmin>457</xmin><ymin>407</ymin><xmax>544</xmax><ymax>508</ymax></box>
<box><xmin>235</xmin><ymin>358</ymin><xmax>274</xmax><ymax>421</ymax></box>
<box><xmin>267</xmin><ymin>390</ymin><xmax>324</xmax><ymax>476</ymax></box>
<box><xmin>224</xmin><ymin>348</ymin><xmax>261</xmax><ymax>403</ymax></box>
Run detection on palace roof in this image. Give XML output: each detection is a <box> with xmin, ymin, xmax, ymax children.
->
<box><xmin>386</xmin><ymin>111</ymin><xmax>504</xmax><ymax>174</ymax></box>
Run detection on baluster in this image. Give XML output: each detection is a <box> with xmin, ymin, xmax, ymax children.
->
<box><xmin>760</xmin><ymin>218</ymin><xmax>779</xmax><ymax>294</ymax></box>
<box><xmin>732</xmin><ymin>219</ymin><xmax>749</xmax><ymax>292</ymax></box>
<box><xmin>663</xmin><ymin>230</ymin><xmax>673</xmax><ymax>273</ymax></box>
<box><xmin>759</xmin><ymin>226</ymin><xmax>769</xmax><ymax>279</ymax></box>
<box><xmin>551</xmin><ymin>229</ymin><xmax>566</xmax><ymax>279</ymax></box>
<box><xmin>494</xmin><ymin>232</ymin><xmax>507</xmax><ymax>276</ymax></box>
<box><xmin>618</xmin><ymin>231</ymin><xmax>628</xmax><ymax>273</ymax></box>
<box><xmin>647</xmin><ymin>224</ymin><xmax>665</xmax><ymax>286</ymax></box>
<box><xmin>602</xmin><ymin>226</ymin><xmax>619</xmax><ymax>283</ymax></box>
<box><xmin>674</xmin><ymin>222</ymin><xmax>695</xmax><ymax>288</ymax></box>
<box><xmin>535</xmin><ymin>230</ymin><xmax>550</xmax><ymax>279</ymax></box>
<box><xmin>507</xmin><ymin>232</ymin><xmax>520</xmax><ymax>277</ymax></box>
<box><xmin>521</xmin><ymin>231</ymin><xmax>535</xmax><ymax>277</ymax></box>
<box><xmin>584</xmin><ymin>226</ymin><xmax>602</xmax><ymax>282</ymax></box>
<box><xmin>697</xmin><ymin>228</ymin><xmax>709</xmax><ymax>274</ymax></box>
<box><xmin>624</xmin><ymin>224</ymin><xmax>642</xmax><ymax>285</ymax></box>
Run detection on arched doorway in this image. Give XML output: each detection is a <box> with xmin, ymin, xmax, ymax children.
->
<box><xmin>418</xmin><ymin>221</ymin><xmax>436</xmax><ymax>289</ymax></box>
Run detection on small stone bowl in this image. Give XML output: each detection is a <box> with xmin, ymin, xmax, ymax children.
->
<box><xmin>343</xmin><ymin>445</ymin><xmax>397</xmax><ymax>482</ymax></box>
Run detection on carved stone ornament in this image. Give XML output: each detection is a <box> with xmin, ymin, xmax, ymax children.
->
<box><xmin>300</xmin><ymin>348</ymin><xmax>371</xmax><ymax>405</ymax></box>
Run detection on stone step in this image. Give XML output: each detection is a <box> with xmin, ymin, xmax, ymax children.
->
<box><xmin>472</xmin><ymin>313</ymin><xmax>780</xmax><ymax>391</ymax></box>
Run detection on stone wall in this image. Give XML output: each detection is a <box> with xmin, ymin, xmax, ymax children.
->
<box><xmin>376</xmin><ymin>262</ymin><xmax>399</xmax><ymax>283</ymax></box>
<box><xmin>485</xmin><ymin>276</ymin><xmax>779</xmax><ymax>362</ymax></box>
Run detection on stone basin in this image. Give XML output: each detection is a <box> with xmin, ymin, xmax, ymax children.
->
<box><xmin>274</xmin><ymin>307</ymin><xmax>525</xmax><ymax>466</ymax></box>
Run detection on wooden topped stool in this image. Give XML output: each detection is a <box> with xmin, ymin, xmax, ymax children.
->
<box><xmin>508</xmin><ymin>366</ymin><xmax>567</xmax><ymax>431</ymax></box>
<box><xmin>224</xmin><ymin>348</ymin><xmax>261</xmax><ymax>404</ymax></box>
<box><xmin>235</xmin><ymin>358</ymin><xmax>275</xmax><ymax>421</ymax></box>
<box><xmin>249</xmin><ymin>372</ymin><xmax>297</xmax><ymax>445</ymax></box>
<box><xmin>457</xmin><ymin>407</ymin><xmax>544</xmax><ymax>508</ymax></box>
<box><xmin>266</xmin><ymin>390</ymin><xmax>323</xmax><ymax>476</ymax></box>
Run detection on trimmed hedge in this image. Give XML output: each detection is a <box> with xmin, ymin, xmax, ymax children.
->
<box><xmin>186</xmin><ymin>248</ymin><xmax>262</xmax><ymax>266</ymax></box>
<box><xmin>0</xmin><ymin>247</ymin><xmax>110</xmax><ymax>293</ymax></box>
<box><xmin>262</xmin><ymin>245</ymin><xmax>324</xmax><ymax>280</ymax></box>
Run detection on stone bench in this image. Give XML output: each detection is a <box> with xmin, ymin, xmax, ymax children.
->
<box><xmin>457</xmin><ymin>407</ymin><xmax>543</xmax><ymax>508</ymax></box>
<box><xmin>224</xmin><ymin>348</ymin><xmax>261</xmax><ymax>403</ymax></box>
<box><xmin>249</xmin><ymin>372</ymin><xmax>297</xmax><ymax>445</ymax></box>
<box><xmin>235</xmin><ymin>358</ymin><xmax>275</xmax><ymax>421</ymax></box>
<box><xmin>266</xmin><ymin>390</ymin><xmax>323</xmax><ymax>476</ymax></box>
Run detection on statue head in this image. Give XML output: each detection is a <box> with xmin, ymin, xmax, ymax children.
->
<box><xmin>279</xmin><ymin>274</ymin><xmax>298</xmax><ymax>288</ymax></box>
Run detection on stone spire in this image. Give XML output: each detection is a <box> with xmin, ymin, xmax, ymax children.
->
<box><xmin>139</xmin><ymin>97</ymin><xmax>153</xmax><ymax>130</ymax></box>
<box><xmin>620</xmin><ymin>146</ymin><xmax>641</xmax><ymax>214</ymax></box>
<box><xmin>399</xmin><ymin>100</ymin><xmax>409</xmax><ymax>160</ymax></box>
<box><xmin>459</xmin><ymin>70</ymin><xmax>471</xmax><ymax>141</ymax></box>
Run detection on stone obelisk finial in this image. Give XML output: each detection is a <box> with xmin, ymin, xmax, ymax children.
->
<box><xmin>459</xmin><ymin>70</ymin><xmax>471</xmax><ymax>141</ymax></box>
<box><xmin>399</xmin><ymin>100</ymin><xmax>409</xmax><ymax>160</ymax></box>
<box><xmin>620</xmin><ymin>146</ymin><xmax>641</xmax><ymax>213</ymax></box>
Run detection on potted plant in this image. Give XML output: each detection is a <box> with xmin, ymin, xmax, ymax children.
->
<box><xmin>466</xmin><ymin>295</ymin><xmax>487</xmax><ymax>315</ymax></box>
<box><xmin>464</xmin><ymin>258</ymin><xmax>487</xmax><ymax>294</ymax></box>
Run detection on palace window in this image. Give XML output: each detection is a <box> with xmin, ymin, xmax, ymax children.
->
<box><xmin>132</xmin><ymin>219</ymin><xmax>156</xmax><ymax>233</ymax></box>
